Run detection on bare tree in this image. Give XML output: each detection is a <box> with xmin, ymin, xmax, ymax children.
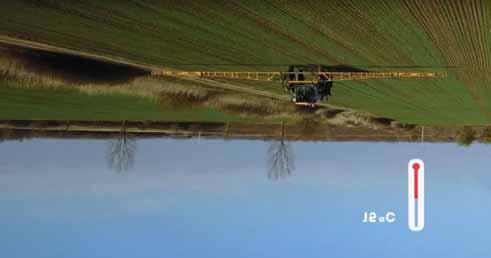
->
<box><xmin>106</xmin><ymin>121</ymin><xmax>136</xmax><ymax>172</ymax></box>
<box><xmin>267</xmin><ymin>122</ymin><xmax>294</xmax><ymax>181</ymax></box>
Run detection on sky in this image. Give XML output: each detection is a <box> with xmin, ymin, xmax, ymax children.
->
<box><xmin>1</xmin><ymin>138</ymin><xmax>491</xmax><ymax>258</ymax></box>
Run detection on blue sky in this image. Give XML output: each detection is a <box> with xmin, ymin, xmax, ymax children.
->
<box><xmin>1</xmin><ymin>138</ymin><xmax>491</xmax><ymax>258</ymax></box>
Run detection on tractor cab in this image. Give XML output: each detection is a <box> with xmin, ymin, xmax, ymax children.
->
<box><xmin>284</xmin><ymin>65</ymin><xmax>333</xmax><ymax>107</ymax></box>
<box><xmin>291</xmin><ymin>84</ymin><xmax>320</xmax><ymax>106</ymax></box>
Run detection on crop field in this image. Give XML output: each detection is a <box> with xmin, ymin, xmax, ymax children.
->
<box><xmin>0</xmin><ymin>80</ymin><xmax>246</xmax><ymax>122</ymax></box>
<box><xmin>0</xmin><ymin>0</ymin><xmax>491</xmax><ymax>124</ymax></box>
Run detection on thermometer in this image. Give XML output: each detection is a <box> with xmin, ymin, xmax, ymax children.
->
<box><xmin>408</xmin><ymin>159</ymin><xmax>424</xmax><ymax>231</ymax></box>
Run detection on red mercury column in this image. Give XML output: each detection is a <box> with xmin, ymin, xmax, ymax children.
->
<box><xmin>413</xmin><ymin>163</ymin><xmax>420</xmax><ymax>200</ymax></box>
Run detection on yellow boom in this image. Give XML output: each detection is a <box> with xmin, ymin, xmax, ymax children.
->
<box><xmin>151</xmin><ymin>70</ymin><xmax>447</xmax><ymax>82</ymax></box>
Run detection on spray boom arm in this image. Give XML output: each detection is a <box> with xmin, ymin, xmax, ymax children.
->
<box><xmin>151</xmin><ymin>70</ymin><xmax>447</xmax><ymax>82</ymax></box>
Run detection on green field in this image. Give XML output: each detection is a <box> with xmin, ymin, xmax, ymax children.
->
<box><xmin>0</xmin><ymin>81</ymin><xmax>246</xmax><ymax>122</ymax></box>
<box><xmin>1</xmin><ymin>0</ymin><xmax>490</xmax><ymax>124</ymax></box>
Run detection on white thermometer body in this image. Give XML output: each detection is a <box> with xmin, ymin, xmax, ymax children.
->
<box><xmin>408</xmin><ymin>159</ymin><xmax>424</xmax><ymax>232</ymax></box>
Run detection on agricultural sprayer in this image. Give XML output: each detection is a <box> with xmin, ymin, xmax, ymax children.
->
<box><xmin>151</xmin><ymin>65</ymin><xmax>447</xmax><ymax>107</ymax></box>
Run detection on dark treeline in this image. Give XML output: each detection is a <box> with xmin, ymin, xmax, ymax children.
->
<box><xmin>1</xmin><ymin>120</ymin><xmax>491</xmax><ymax>145</ymax></box>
